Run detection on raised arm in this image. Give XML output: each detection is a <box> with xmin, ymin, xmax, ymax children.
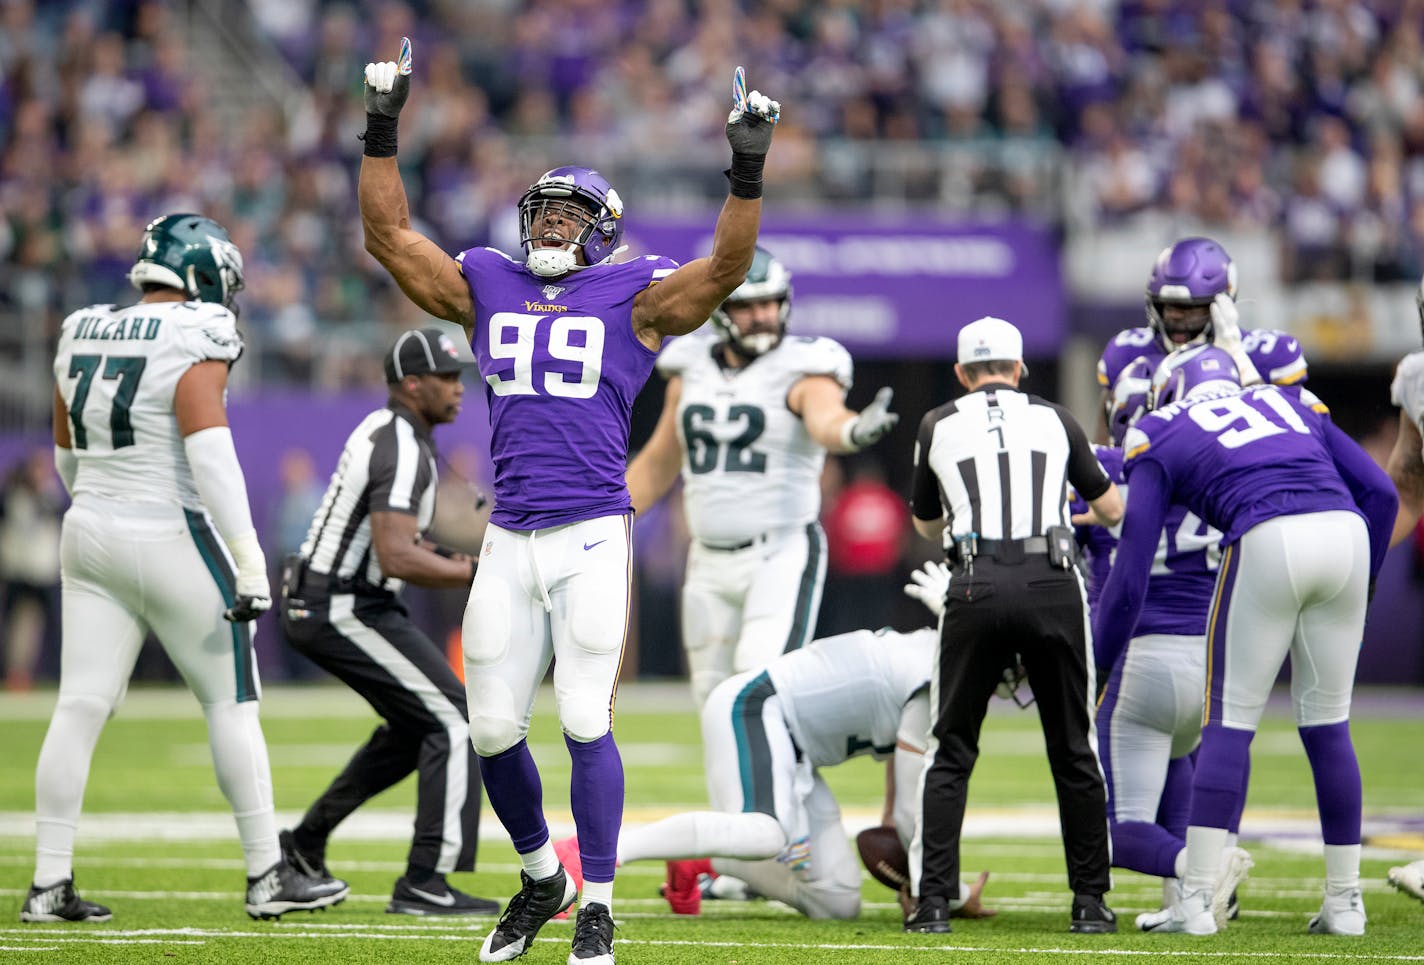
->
<box><xmin>632</xmin><ymin>69</ymin><xmax>780</xmax><ymax>347</ymax></box>
<box><xmin>359</xmin><ymin>39</ymin><xmax>473</xmax><ymax>330</ymax></box>
<box><xmin>625</xmin><ymin>375</ymin><xmax>685</xmax><ymax>514</ymax></box>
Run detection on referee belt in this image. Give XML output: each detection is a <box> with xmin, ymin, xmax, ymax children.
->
<box><xmin>951</xmin><ymin>535</ymin><xmax>1052</xmax><ymax>564</ymax></box>
<box><xmin>283</xmin><ymin>555</ymin><xmax>393</xmax><ymax>600</ymax></box>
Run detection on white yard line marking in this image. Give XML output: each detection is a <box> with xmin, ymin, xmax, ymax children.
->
<box><xmin>1</xmin><ymin>927</ymin><xmax>1422</xmax><ymax>959</ymax></box>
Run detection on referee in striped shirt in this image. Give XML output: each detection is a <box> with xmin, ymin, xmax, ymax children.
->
<box><xmin>279</xmin><ymin>327</ymin><xmax>497</xmax><ymax>916</ymax></box>
<box><xmin>904</xmin><ymin>316</ymin><xmax>1124</xmax><ymax>936</ymax></box>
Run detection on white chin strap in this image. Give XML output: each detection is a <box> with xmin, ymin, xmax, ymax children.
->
<box><xmin>526</xmin><ymin>246</ymin><xmax>578</xmax><ymax>278</ymax></box>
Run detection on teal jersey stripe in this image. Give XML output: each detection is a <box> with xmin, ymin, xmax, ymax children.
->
<box><xmin>183</xmin><ymin>508</ymin><xmax>256</xmax><ymax>703</ymax></box>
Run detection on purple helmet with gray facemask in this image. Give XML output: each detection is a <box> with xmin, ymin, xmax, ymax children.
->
<box><xmin>1106</xmin><ymin>356</ymin><xmax>1154</xmax><ymax>446</ymax></box>
<box><xmin>1148</xmin><ymin>344</ymin><xmax>1241</xmax><ymax>410</ymax></box>
<box><xmin>1145</xmin><ymin>237</ymin><xmax>1238</xmax><ymax>352</ymax></box>
<box><xmin>517</xmin><ymin>166</ymin><xmax>625</xmax><ymax>278</ymax></box>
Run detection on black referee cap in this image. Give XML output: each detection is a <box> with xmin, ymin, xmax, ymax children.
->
<box><xmin>384</xmin><ymin>327</ymin><xmax>475</xmax><ymax>382</ymax></box>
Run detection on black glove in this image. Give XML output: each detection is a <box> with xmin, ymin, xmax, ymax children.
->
<box><xmin>224</xmin><ymin>594</ymin><xmax>272</xmax><ymax>624</ymax></box>
<box><xmin>723</xmin><ymin>67</ymin><xmax>780</xmax><ymax>199</ymax></box>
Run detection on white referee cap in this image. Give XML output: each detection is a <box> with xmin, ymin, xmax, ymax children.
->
<box><xmin>957</xmin><ymin>316</ymin><xmax>1028</xmax><ymax>376</ymax></box>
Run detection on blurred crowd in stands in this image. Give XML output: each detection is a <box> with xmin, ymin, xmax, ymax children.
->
<box><xmin>5</xmin><ymin>0</ymin><xmax>1424</xmax><ymax>384</ymax></box>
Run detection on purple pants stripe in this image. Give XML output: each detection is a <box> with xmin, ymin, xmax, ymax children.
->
<box><xmin>1203</xmin><ymin>543</ymin><xmax>1240</xmax><ymax>727</ymax></box>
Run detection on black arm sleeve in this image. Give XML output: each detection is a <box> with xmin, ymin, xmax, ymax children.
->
<box><xmin>1057</xmin><ymin>404</ymin><xmax>1111</xmax><ymax>502</ymax></box>
<box><xmin>910</xmin><ymin>410</ymin><xmax>943</xmax><ymax>522</ymax></box>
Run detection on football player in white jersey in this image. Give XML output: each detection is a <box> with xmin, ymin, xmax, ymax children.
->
<box><xmin>551</xmin><ymin>564</ymin><xmax>993</xmax><ymax>922</ymax></box>
<box><xmin>1384</xmin><ymin>279</ymin><xmax>1424</xmax><ymax>904</ymax></box>
<box><xmin>626</xmin><ymin>247</ymin><xmax>900</xmax><ymax>707</ymax></box>
<box><xmin>22</xmin><ymin>214</ymin><xmax>348</xmax><ymax>924</ymax></box>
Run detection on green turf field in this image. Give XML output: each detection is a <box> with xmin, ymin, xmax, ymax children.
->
<box><xmin>1</xmin><ymin>683</ymin><xmax>1421</xmax><ymax>963</ymax></box>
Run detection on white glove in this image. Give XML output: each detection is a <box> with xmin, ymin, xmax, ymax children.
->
<box><xmin>364</xmin><ymin>37</ymin><xmax>412</xmax><ymax>118</ymax></box>
<box><xmin>843</xmin><ymin>386</ymin><xmax>899</xmax><ymax>451</ymax></box>
<box><xmin>225</xmin><ymin>530</ymin><xmax>272</xmax><ymax>623</ymax></box>
<box><xmin>1209</xmin><ymin>293</ymin><xmax>1262</xmax><ymax>386</ymax></box>
<box><xmin>903</xmin><ymin>560</ymin><xmax>951</xmax><ymax>619</ymax></box>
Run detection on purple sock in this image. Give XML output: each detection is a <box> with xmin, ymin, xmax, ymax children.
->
<box><xmin>567</xmin><ymin>732</ymin><xmax>624</xmax><ymax>883</ymax></box>
<box><xmin>478</xmin><ymin>740</ymin><xmax>550</xmax><ymax>854</ymax></box>
<box><xmin>1111</xmin><ymin>819</ymin><xmax>1183</xmax><ymax>877</ymax></box>
<box><xmin>1156</xmin><ymin>754</ymin><xmax>1193</xmax><ymax>841</ymax></box>
<box><xmin>1188</xmin><ymin>725</ymin><xmax>1253</xmax><ymax>830</ymax></box>
<box><xmin>1299</xmin><ymin>721</ymin><xmax>1361</xmax><ymax>845</ymax></box>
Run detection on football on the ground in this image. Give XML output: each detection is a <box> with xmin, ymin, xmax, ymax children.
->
<box><xmin>856</xmin><ymin>826</ymin><xmax>910</xmax><ymax>891</ymax></box>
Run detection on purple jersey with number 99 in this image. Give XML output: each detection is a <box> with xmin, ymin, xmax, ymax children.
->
<box><xmin>457</xmin><ymin>247</ymin><xmax>679</xmax><ymax>530</ymax></box>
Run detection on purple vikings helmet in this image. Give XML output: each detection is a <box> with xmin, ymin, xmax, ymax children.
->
<box><xmin>1106</xmin><ymin>356</ymin><xmax>1154</xmax><ymax>446</ymax></box>
<box><xmin>517</xmin><ymin>166</ymin><xmax>625</xmax><ymax>278</ymax></box>
<box><xmin>1149</xmin><ymin>345</ymin><xmax>1241</xmax><ymax>410</ymax></box>
<box><xmin>1145</xmin><ymin>237</ymin><xmax>1238</xmax><ymax>352</ymax></box>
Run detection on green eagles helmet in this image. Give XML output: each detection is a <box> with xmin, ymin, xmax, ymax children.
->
<box><xmin>710</xmin><ymin>246</ymin><xmax>792</xmax><ymax>357</ymax></box>
<box><xmin>128</xmin><ymin>213</ymin><xmax>245</xmax><ymax>308</ymax></box>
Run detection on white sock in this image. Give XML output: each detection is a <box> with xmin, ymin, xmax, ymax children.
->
<box><xmin>204</xmin><ymin>700</ymin><xmax>280</xmax><ymax>876</ymax></box>
<box><xmin>1183</xmin><ymin>826</ymin><xmax>1229</xmax><ymax>894</ymax></box>
<box><xmin>1173</xmin><ymin>847</ymin><xmax>1187</xmax><ymax>881</ymax></box>
<box><xmin>582</xmin><ymin>879</ymin><xmax>613</xmax><ymax>912</ymax></box>
<box><xmin>523</xmin><ymin>841</ymin><xmax>560</xmax><ymax>880</ymax></box>
<box><xmin>33</xmin><ymin>694</ymin><xmax>111</xmax><ymax>887</ymax></box>
<box><xmin>616</xmin><ymin>811</ymin><xmax>785</xmax><ymax>864</ymax></box>
<box><xmin>1323</xmin><ymin>844</ymin><xmax>1361</xmax><ymax>895</ymax></box>
<box><xmin>1225</xmin><ymin>832</ymin><xmax>1238</xmax><ymax>850</ymax></box>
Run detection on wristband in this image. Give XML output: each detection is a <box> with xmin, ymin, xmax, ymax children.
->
<box><xmin>361</xmin><ymin>113</ymin><xmax>398</xmax><ymax>158</ymax></box>
<box><xmin>724</xmin><ymin>151</ymin><xmax>765</xmax><ymax>200</ymax></box>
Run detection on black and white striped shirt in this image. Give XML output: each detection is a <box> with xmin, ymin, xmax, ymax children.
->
<box><xmin>911</xmin><ymin>382</ymin><xmax>1109</xmax><ymax>546</ymax></box>
<box><xmin>300</xmin><ymin>402</ymin><xmax>438</xmax><ymax>594</ymax></box>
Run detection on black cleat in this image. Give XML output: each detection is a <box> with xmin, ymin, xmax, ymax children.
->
<box><xmin>279</xmin><ymin>828</ymin><xmax>330</xmax><ymax>880</ymax></box>
<box><xmin>1069</xmin><ymin>893</ymin><xmax>1118</xmax><ymax>933</ymax></box>
<box><xmin>478</xmin><ymin>868</ymin><xmax>578</xmax><ymax>962</ymax></box>
<box><xmin>20</xmin><ymin>879</ymin><xmax>112</xmax><ymax>923</ymax></box>
<box><xmin>245</xmin><ymin>858</ymin><xmax>349</xmax><ymax>920</ymax></box>
<box><xmin>388</xmin><ymin>874</ymin><xmax>500</xmax><ymax>916</ymax></box>
<box><xmin>569</xmin><ymin>901</ymin><xmax>615</xmax><ymax>963</ymax></box>
<box><xmin>904</xmin><ymin>895</ymin><xmax>951</xmax><ymax>933</ymax></box>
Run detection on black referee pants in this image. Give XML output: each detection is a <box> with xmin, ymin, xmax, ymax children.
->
<box><xmin>917</xmin><ymin>556</ymin><xmax>1110</xmax><ymax>901</ymax></box>
<box><xmin>283</xmin><ymin>592</ymin><xmax>481</xmax><ymax>876</ymax></box>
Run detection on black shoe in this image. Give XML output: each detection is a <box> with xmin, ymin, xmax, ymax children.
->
<box><xmin>279</xmin><ymin>829</ymin><xmax>330</xmax><ymax>880</ymax></box>
<box><xmin>1227</xmin><ymin>887</ymin><xmax>1240</xmax><ymax>921</ymax></box>
<box><xmin>245</xmin><ymin>858</ymin><xmax>350</xmax><ymax>920</ymax></box>
<box><xmin>478</xmin><ymin>869</ymin><xmax>578</xmax><ymax>962</ymax></box>
<box><xmin>569</xmin><ymin>902</ymin><xmax>615</xmax><ymax>963</ymax></box>
<box><xmin>19</xmin><ymin>879</ymin><xmax>112</xmax><ymax>923</ymax></box>
<box><xmin>388</xmin><ymin>875</ymin><xmax>500</xmax><ymax>916</ymax></box>
<box><xmin>904</xmin><ymin>895</ymin><xmax>951</xmax><ymax>934</ymax></box>
<box><xmin>1069</xmin><ymin>893</ymin><xmax>1117</xmax><ymax>933</ymax></box>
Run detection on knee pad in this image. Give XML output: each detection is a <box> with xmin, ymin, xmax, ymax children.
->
<box><xmin>466</xmin><ymin>676</ymin><xmax>524</xmax><ymax>755</ymax></box>
<box><xmin>561</xmin><ymin>697</ymin><xmax>612</xmax><ymax>744</ymax></box>
<box><xmin>55</xmin><ymin>693</ymin><xmax>113</xmax><ymax>728</ymax></box>
<box><xmin>802</xmin><ymin>885</ymin><xmax>862</xmax><ymax>921</ymax></box>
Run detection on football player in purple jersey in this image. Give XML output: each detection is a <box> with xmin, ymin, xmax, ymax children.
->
<box><xmin>1094</xmin><ymin>237</ymin><xmax>1307</xmax><ymax>440</ymax></box>
<box><xmin>357</xmin><ymin>39</ymin><xmax>781</xmax><ymax>965</ymax></box>
<box><xmin>1076</xmin><ymin>358</ymin><xmax>1240</xmax><ymax>916</ymax></box>
<box><xmin>1094</xmin><ymin>346</ymin><xmax>1397</xmax><ymax>937</ymax></box>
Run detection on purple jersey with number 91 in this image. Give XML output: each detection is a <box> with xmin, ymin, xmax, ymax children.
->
<box><xmin>1121</xmin><ymin>384</ymin><xmax>1355</xmax><ymax>545</ymax></box>
<box><xmin>457</xmin><ymin>247</ymin><xmax>679</xmax><ymax>530</ymax></box>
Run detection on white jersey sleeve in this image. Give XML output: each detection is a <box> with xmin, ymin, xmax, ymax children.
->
<box><xmin>54</xmin><ymin>301</ymin><xmax>242</xmax><ymax>510</ymax></box>
<box><xmin>655</xmin><ymin>331</ymin><xmax>715</xmax><ymax>379</ymax></box>
<box><xmin>1392</xmin><ymin>351</ymin><xmax>1424</xmax><ymax>434</ymax></box>
<box><xmin>779</xmin><ymin>335</ymin><xmax>853</xmax><ymax>390</ymax></box>
<box><xmin>769</xmin><ymin>627</ymin><xmax>936</xmax><ymax>768</ymax></box>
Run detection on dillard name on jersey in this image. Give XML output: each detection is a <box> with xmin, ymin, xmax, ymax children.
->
<box><xmin>73</xmin><ymin>315</ymin><xmax>162</xmax><ymax>341</ymax></box>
